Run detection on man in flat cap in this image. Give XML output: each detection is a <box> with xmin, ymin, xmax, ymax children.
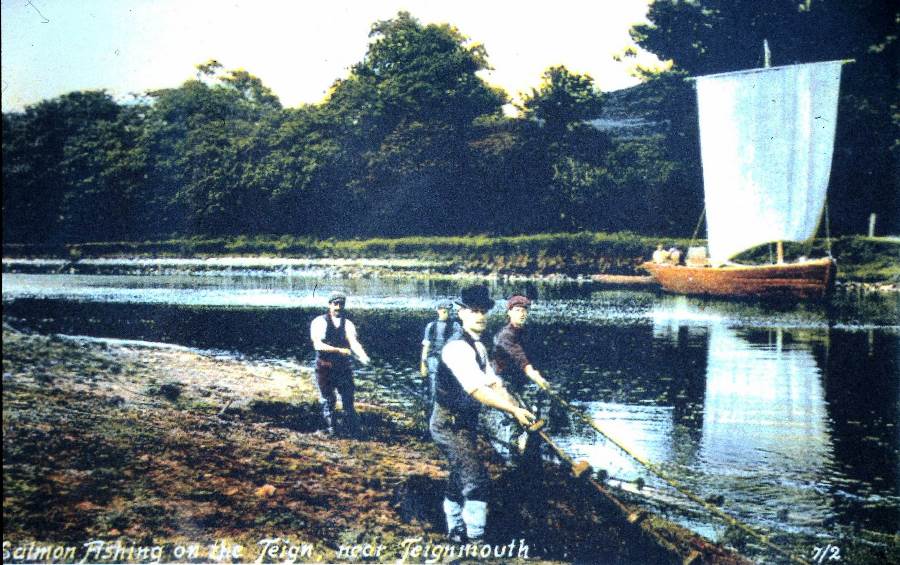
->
<box><xmin>419</xmin><ymin>299</ymin><xmax>462</xmax><ymax>429</ymax></box>
<box><xmin>493</xmin><ymin>294</ymin><xmax>549</xmax><ymax>395</ymax></box>
<box><xmin>492</xmin><ymin>294</ymin><xmax>549</xmax><ymax>469</ymax></box>
<box><xmin>430</xmin><ymin>285</ymin><xmax>535</xmax><ymax>543</ymax></box>
<box><xmin>309</xmin><ymin>291</ymin><xmax>371</xmax><ymax>437</ymax></box>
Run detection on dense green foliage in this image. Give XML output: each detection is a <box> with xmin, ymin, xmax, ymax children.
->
<box><xmin>3</xmin><ymin>7</ymin><xmax>897</xmax><ymax>246</ymax></box>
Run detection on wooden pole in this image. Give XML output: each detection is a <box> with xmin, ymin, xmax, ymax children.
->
<box><xmin>776</xmin><ymin>241</ymin><xmax>784</xmax><ymax>264</ymax></box>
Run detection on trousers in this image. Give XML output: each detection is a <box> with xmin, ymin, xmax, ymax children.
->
<box><xmin>314</xmin><ymin>357</ymin><xmax>357</xmax><ymax>432</ymax></box>
<box><xmin>423</xmin><ymin>356</ymin><xmax>441</xmax><ymax>422</ymax></box>
<box><xmin>429</xmin><ymin>403</ymin><xmax>489</xmax><ymax>502</ymax></box>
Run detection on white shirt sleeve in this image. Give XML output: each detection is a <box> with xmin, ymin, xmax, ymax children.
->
<box><xmin>422</xmin><ymin>322</ymin><xmax>433</xmax><ymax>346</ymax></box>
<box><xmin>441</xmin><ymin>339</ymin><xmax>501</xmax><ymax>394</ymax></box>
<box><xmin>310</xmin><ymin>315</ymin><xmax>326</xmax><ymax>344</ymax></box>
<box><xmin>344</xmin><ymin>319</ymin><xmax>358</xmax><ymax>341</ymax></box>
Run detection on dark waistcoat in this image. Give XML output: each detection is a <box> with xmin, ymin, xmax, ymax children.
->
<box><xmin>435</xmin><ymin>332</ymin><xmax>485</xmax><ymax>425</ymax></box>
<box><xmin>317</xmin><ymin>314</ymin><xmax>350</xmax><ymax>364</ymax></box>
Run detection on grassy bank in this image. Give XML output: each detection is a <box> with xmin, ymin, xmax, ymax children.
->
<box><xmin>3</xmin><ymin>232</ymin><xmax>898</xmax><ymax>283</ymax></box>
<box><xmin>3</xmin><ymin>326</ymin><xmax>757</xmax><ymax>564</ymax></box>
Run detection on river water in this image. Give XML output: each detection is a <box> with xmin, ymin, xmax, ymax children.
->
<box><xmin>2</xmin><ymin>262</ymin><xmax>898</xmax><ymax>563</ymax></box>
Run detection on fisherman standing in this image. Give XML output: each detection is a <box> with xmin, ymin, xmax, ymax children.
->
<box><xmin>431</xmin><ymin>285</ymin><xmax>535</xmax><ymax>543</ymax></box>
<box><xmin>493</xmin><ymin>295</ymin><xmax>549</xmax><ymax>394</ymax></box>
<box><xmin>309</xmin><ymin>291</ymin><xmax>371</xmax><ymax>437</ymax></box>
<box><xmin>420</xmin><ymin>299</ymin><xmax>462</xmax><ymax>426</ymax></box>
<box><xmin>492</xmin><ymin>295</ymin><xmax>549</xmax><ymax>477</ymax></box>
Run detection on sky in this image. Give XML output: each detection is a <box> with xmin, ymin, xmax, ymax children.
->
<box><xmin>1</xmin><ymin>0</ymin><xmax>665</xmax><ymax>113</ymax></box>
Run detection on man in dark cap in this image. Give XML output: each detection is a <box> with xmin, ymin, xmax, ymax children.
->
<box><xmin>493</xmin><ymin>294</ymin><xmax>549</xmax><ymax>393</ymax></box>
<box><xmin>430</xmin><ymin>285</ymin><xmax>535</xmax><ymax>543</ymax></box>
<box><xmin>419</xmin><ymin>299</ymin><xmax>462</xmax><ymax>428</ymax></box>
<box><xmin>309</xmin><ymin>291</ymin><xmax>371</xmax><ymax>437</ymax></box>
<box><xmin>492</xmin><ymin>294</ymin><xmax>549</xmax><ymax>468</ymax></box>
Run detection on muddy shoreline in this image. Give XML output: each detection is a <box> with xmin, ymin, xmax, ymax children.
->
<box><xmin>2</xmin><ymin>325</ymin><xmax>757</xmax><ymax>564</ymax></box>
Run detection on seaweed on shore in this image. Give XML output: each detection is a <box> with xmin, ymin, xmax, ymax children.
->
<box><xmin>3</xmin><ymin>326</ymin><xmax>763</xmax><ymax>564</ymax></box>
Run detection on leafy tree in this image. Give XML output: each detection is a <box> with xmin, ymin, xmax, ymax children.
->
<box><xmin>330</xmin><ymin>11</ymin><xmax>504</xmax><ymax>135</ymax></box>
<box><xmin>604</xmin><ymin>138</ymin><xmax>686</xmax><ymax>234</ymax></box>
<box><xmin>634</xmin><ymin>1</ymin><xmax>897</xmax><ymax>74</ymax></box>
<box><xmin>59</xmin><ymin>105</ymin><xmax>148</xmax><ymax>242</ymax></box>
<box><xmin>520</xmin><ymin>66</ymin><xmax>605</xmax><ymax>138</ymax></box>
<box><xmin>240</xmin><ymin>105</ymin><xmax>343</xmax><ymax>236</ymax></box>
<box><xmin>2</xmin><ymin>91</ymin><xmax>121</xmax><ymax>244</ymax></box>
<box><xmin>633</xmin><ymin>1</ymin><xmax>794</xmax><ymax>74</ymax></box>
<box><xmin>468</xmin><ymin>117</ymin><xmax>551</xmax><ymax>234</ymax></box>
<box><xmin>603</xmin><ymin>71</ymin><xmax>704</xmax><ymax>235</ymax></box>
<box><xmin>360</xmin><ymin>120</ymin><xmax>457</xmax><ymax>235</ymax></box>
<box><xmin>140</xmin><ymin>66</ymin><xmax>282</xmax><ymax>236</ymax></box>
<box><xmin>548</xmin><ymin>157</ymin><xmax>614</xmax><ymax>231</ymax></box>
<box><xmin>196</xmin><ymin>59</ymin><xmax>223</xmax><ymax>79</ymax></box>
<box><xmin>323</xmin><ymin>12</ymin><xmax>506</xmax><ymax>235</ymax></box>
<box><xmin>518</xmin><ymin>66</ymin><xmax>612</xmax><ymax>232</ymax></box>
<box><xmin>220</xmin><ymin>69</ymin><xmax>282</xmax><ymax>111</ymax></box>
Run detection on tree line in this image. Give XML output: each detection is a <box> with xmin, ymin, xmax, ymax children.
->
<box><xmin>3</xmin><ymin>3</ymin><xmax>897</xmax><ymax>246</ymax></box>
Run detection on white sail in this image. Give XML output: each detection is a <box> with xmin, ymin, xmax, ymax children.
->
<box><xmin>696</xmin><ymin>62</ymin><xmax>843</xmax><ymax>265</ymax></box>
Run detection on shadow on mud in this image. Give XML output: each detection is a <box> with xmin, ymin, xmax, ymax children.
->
<box><xmin>224</xmin><ymin>399</ymin><xmax>322</xmax><ymax>433</ymax></box>
<box><xmin>222</xmin><ymin>399</ymin><xmax>420</xmax><ymax>441</ymax></box>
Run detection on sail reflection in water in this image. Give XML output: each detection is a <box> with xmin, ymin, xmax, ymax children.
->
<box><xmin>700</xmin><ymin>324</ymin><xmax>835</xmax><ymax>529</ymax></box>
<box><xmin>702</xmin><ymin>326</ymin><xmax>830</xmax><ymax>466</ymax></box>
<box><xmin>557</xmin><ymin>302</ymin><xmax>839</xmax><ymax>537</ymax></box>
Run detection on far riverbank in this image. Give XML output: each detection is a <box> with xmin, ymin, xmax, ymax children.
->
<box><xmin>3</xmin><ymin>232</ymin><xmax>898</xmax><ymax>289</ymax></box>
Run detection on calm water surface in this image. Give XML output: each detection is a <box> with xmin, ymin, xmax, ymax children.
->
<box><xmin>3</xmin><ymin>267</ymin><xmax>898</xmax><ymax>562</ymax></box>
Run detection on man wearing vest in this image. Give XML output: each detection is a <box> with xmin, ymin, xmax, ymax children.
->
<box><xmin>310</xmin><ymin>291</ymin><xmax>371</xmax><ymax>437</ymax></box>
<box><xmin>420</xmin><ymin>299</ymin><xmax>462</xmax><ymax>428</ymax></box>
<box><xmin>430</xmin><ymin>285</ymin><xmax>536</xmax><ymax>543</ymax></box>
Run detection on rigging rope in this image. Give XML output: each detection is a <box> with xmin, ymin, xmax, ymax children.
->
<box><xmin>689</xmin><ymin>208</ymin><xmax>706</xmax><ymax>249</ymax></box>
<box><xmin>491</xmin><ymin>396</ymin><xmax>689</xmax><ymax>562</ymax></box>
<box><xmin>803</xmin><ymin>200</ymin><xmax>833</xmax><ymax>260</ymax></box>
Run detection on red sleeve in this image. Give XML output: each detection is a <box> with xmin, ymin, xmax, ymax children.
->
<box><xmin>495</xmin><ymin>327</ymin><xmax>531</xmax><ymax>372</ymax></box>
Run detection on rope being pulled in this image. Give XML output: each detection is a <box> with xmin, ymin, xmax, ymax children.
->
<box><xmin>534</xmin><ymin>383</ymin><xmax>811</xmax><ymax>565</ymax></box>
<box><xmin>482</xmin><ymin>415</ymin><xmax>696</xmax><ymax>564</ymax></box>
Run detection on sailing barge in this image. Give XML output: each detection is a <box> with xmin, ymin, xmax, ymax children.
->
<box><xmin>643</xmin><ymin>257</ymin><xmax>836</xmax><ymax>300</ymax></box>
<box><xmin>644</xmin><ymin>60</ymin><xmax>848</xmax><ymax>300</ymax></box>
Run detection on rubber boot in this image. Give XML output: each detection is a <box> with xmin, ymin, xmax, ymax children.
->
<box><xmin>462</xmin><ymin>500</ymin><xmax>488</xmax><ymax>542</ymax></box>
<box><xmin>319</xmin><ymin>400</ymin><xmax>336</xmax><ymax>436</ymax></box>
<box><xmin>443</xmin><ymin>498</ymin><xmax>466</xmax><ymax>543</ymax></box>
<box><xmin>344</xmin><ymin>403</ymin><xmax>363</xmax><ymax>438</ymax></box>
